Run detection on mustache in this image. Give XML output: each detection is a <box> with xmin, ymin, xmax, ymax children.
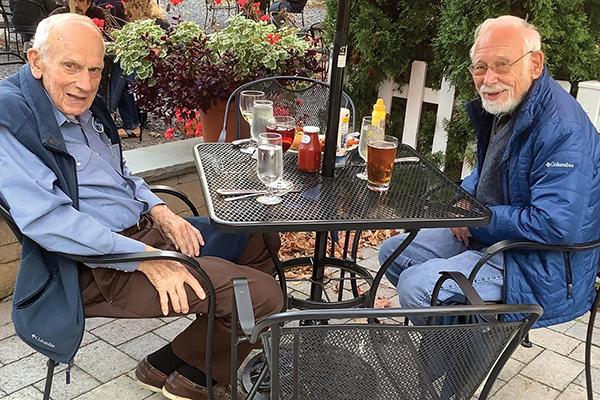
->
<box><xmin>479</xmin><ymin>84</ymin><xmax>512</xmax><ymax>95</ymax></box>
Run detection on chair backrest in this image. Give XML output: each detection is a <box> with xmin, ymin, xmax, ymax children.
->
<box><xmin>0</xmin><ymin>198</ymin><xmax>22</xmax><ymax>244</ymax></box>
<box><xmin>256</xmin><ymin>304</ymin><xmax>542</xmax><ymax>400</ymax></box>
<box><xmin>222</xmin><ymin>76</ymin><xmax>356</xmax><ymax>141</ymax></box>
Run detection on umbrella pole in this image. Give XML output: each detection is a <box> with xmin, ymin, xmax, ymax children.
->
<box><xmin>322</xmin><ymin>0</ymin><xmax>352</xmax><ymax>178</ymax></box>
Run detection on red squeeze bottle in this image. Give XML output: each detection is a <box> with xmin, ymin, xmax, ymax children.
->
<box><xmin>297</xmin><ymin>126</ymin><xmax>321</xmax><ymax>172</ymax></box>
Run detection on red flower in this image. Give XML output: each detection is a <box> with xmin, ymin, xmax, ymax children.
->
<box><xmin>266</xmin><ymin>33</ymin><xmax>281</xmax><ymax>45</ymax></box>
<box><xmin>165</xmin><ymin>127</ymin><xmax>175</xmax><ymax>140</ymax></box>
<box><xmin>169</xmin><ymin>0</ymin><xmax>183</xmax><ymax>6</ymax></box>
<box><xmin>214</xmin><ymin>0</ymin><xmax>222</xmax><ymax>4</ymax></box>
<box><xmin>260</xmin><ymin>14</ymin><xmax>270</xmax><ymax>21</ymax></box>
<box><xmin>237</xmin><ymin>0</ymin><xmax>247</xmax><ymax>7</ymax></box>
<box><xmin>91</xmin><ymin>18</ymin><xmax>105</xmax><ymax>30</ymax></box>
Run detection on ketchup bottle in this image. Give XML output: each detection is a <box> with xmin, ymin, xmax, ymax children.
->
<box><xmin>297</xmin><ymin>126</ymin><xmax>321</xmax><ymax>172</ymax></box>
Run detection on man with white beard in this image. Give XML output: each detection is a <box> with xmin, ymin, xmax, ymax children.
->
<box><xmin>377</xmin><ymin>15</ymin><xmax>600</xmax><ymax>328</ymax></box>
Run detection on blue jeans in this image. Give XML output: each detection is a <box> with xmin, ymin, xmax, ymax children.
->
<box><xmin>109</xmin><ymin>63</ymin><xmax>140</xmax><ymax>130</ymax></box>
<box><xmin>378</xmin><ymin>228</ymin><xmax>504</xmax><ymax>310</ymax></box>
<box><xmin>185</xmin><ymin>217</ymin><xmax>250</xmax><ymax>262</ymax></box>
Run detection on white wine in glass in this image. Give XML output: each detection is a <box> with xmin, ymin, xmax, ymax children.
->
<box><xmin>239</xmin><ymin>90</ymin><xmax>265</xmax><ymax>139</ymax></box>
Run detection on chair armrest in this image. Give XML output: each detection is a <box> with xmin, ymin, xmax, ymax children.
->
<box><xmin>232</xmin><ymin>278</ymin><xmax>256</xmax><ymax>337</ymax></box>
<box><xmin>468</xmin><ymin>238</ymin><xmax>600</xmax><ymax>282</ymax></box>
<box><xmin>149</xmin><ymin>185</ymin><xmax>199</xmax><ymax>216</ymax></box>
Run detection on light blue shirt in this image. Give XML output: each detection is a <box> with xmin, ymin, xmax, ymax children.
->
<box><xmin>0</xmin><ymin>101</ymin><xmax>163</xmax><ymax>272</ymax></box>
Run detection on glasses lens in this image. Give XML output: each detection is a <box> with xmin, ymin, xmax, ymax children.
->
<box><xmin>470</xmin><ymin>65</ymin><xmax>486</xmax><ymax>76</ymax></box>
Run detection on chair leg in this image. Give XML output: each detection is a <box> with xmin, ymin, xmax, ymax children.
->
<box><xmin>43</xmin><ymin>359</ymin><xmax>56</xmax><ymax>400</ymax></box>
<box><xmin>585</xmin><ymin>287</ymin><xmax>600</xmax><ymax>400</ymax></box>
<box><xmin>520</xmin><ymin>332</ymin><xmax>533</xmax><ymax>348</ymax></box>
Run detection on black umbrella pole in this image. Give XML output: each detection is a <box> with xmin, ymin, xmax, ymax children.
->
<box><xmin>322</xmin><ymin>0</ymin><xmax>352</xmax><ymax>178</ymax></box>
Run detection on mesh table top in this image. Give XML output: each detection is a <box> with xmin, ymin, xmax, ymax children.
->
<box><xmin>194</xmin><ymin>143</ymin><xmax>489</xmax><ymax>233</ymax></box>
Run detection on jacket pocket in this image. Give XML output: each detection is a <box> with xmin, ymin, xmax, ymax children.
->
<box><xmin>563</xmin><ymin>251</ymin><xmax>574</xmax><ymax>299</ymax></box>
<box><xmin>14</xmin><ymin>274</ymin><xmax>56</xmax><ymax>309</ymax></box>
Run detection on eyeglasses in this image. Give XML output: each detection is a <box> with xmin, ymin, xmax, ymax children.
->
<box><xmin>468</xmin><ymin>50</ymin><xmax>534</xmax><ymax>76</ymax></box>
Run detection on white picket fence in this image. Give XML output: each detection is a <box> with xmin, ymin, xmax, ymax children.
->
<box><xmin>377</xmin><ymin>60</ymin><xmax>600</xmax><ymax>176</ymax></box>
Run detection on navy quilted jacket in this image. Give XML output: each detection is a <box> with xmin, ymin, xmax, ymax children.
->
<box><xmin>461</xmin><ymin>68</ymin><xmax>600</xmax><ymax>327</ymax></box>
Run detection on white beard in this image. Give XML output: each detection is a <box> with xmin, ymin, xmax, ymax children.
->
<box><xmin>479</xmin><ymin>84</ymin><xmax>523</xmax><ymax>115</ymax></box>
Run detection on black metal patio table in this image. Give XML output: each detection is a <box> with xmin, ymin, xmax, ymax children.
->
<box><xmin>194</xmin><ymin>141</ymin><xmax>490</xmax><ymax>310</ymax></box>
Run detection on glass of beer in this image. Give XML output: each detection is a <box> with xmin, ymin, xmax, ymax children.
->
<box><xmin>367</xmin><ymin>135</ymin><xmax>398</xmax><ymax>192</ymax></box>
<box><xmin>357</xmin><ymin>116</ymin><xmax>384</xmax><ymax>180</ymax></box>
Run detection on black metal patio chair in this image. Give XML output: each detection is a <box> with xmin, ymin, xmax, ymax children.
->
<box><xmin>0</xmin><ymin>186</ymin><xmax>219</xmax><ymax>400</ymax></box>
<box><xmin>221</xmin><ymin>75</ymin><xmax>356</xmax><ymax>142</ymax></box>
<box><xmin>0</xmin><ymin>0</ymin><xmax>26</xmax><ymax>66</ymax></box>
<box><xmin>204</xmin><ymin>0</ymin><xmax>237</xmax><ymax>29</ymax></box>
<box><xmin>431</xmin><ymin>239</ymin><xmax>600</xmax><ymax>400</ymax></box>
<box><xmin>231</xmin><ymin>277</ymin><xmax>542</xmax><ymax>400</ymax></box>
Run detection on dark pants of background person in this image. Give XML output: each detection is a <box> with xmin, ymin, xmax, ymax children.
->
<box><xmin>109</xmin><ymin>63</ymin><xmax>140</xmax><ymax>131</ymax></box>
<box><xmin>269</xmin><ymin>0</ymin><xmax>306</xmax><ymax>13</ymax></box>
<box><xmin>78</xmin><ymin>216</ymin><xmax>283</xmax><ymax>383</ymax></box>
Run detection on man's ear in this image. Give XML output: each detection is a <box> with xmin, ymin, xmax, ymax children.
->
<box><xmin>530</xmin><ymin>50</ymin><xmax>545</xmax><ymax>80</ymax></box>
<box><xmin>27</xmin><ymin>48</ymin><xmax>43</xmax><ymax>80</ymax></box>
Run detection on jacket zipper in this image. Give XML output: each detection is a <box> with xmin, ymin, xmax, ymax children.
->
<box><xmin>563</xmin><ymin>251</ymin><xmax>574</xmax><ymax>299</ymax></box>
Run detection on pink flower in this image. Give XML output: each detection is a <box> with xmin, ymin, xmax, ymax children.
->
<box><xmin>165</xmin><ymin>127</ymin><xmax>175</xmax><ymax>140</ymax></box>
<box><xmin>103</xmin><ymin>3</ymin><xmax>114</xmax><ymax>9</ymax></box>
<box><xmin>91</xmin><ymin>18</ymin><xmax>105</xmax><ymax>30</ymax></box>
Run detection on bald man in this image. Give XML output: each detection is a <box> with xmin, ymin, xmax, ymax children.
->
<box><xmin>378</xmin><ymin>15</ymin><xmax>600</xmax><ymax>328</ymax></box>
<box><xmin>0</xmin><ymin>14</ymin><xmax>282</xmax><ymax>400</ymax></box>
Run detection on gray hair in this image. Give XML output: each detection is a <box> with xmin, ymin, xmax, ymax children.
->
<box><xmin>470</xmin><ymin>15</ymin><xmax>541</xmax><ymax>60</ymax></box>
<box><xmin>32</xmin><ymin>13</ymin><xmax>104</xmax><ymax>59</ymax></box>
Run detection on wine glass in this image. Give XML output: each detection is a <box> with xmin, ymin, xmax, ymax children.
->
<box><xmin>357</xmin><ymin>116</ymin><xmax>384</xmax><ymax>180</ymax></box>
<box><xmin>256</xmin><ymin>133</ymin><xmax>284</xmax><ymax>205</ymax></box>
<box><xmin>239</xmin><ymin>90</ymin><xmax>265</xmax><ymax>140</ymax></box>
<box><xmin>267</xmin><ymin>116</ymin><xmax>295</xmax><ymax>190</ymax></box>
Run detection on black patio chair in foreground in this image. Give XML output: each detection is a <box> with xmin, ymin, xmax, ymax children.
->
<box><xmin>231</xmin><ymin>278</ymin><xmax>542</xmax><ymax>400</ymax></box>
<box><xmin>0</xmin><ymin>187</ymin><xmax>218</xmax><ymax>400</ymax></box>
<box><xmin>431</xmin><ymin>240</ymin><xmax>600</xmax><ymax>400</ymax></box>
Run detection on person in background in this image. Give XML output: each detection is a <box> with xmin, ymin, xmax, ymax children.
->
<box><xmin>8</xmin><ymin>0</ymin><xmax>57</xmax><ymax>40</ymax></box>
<box><xmin>50</xmin><ymin>0</ymin><xmax>106</xmax><ymax>19</ymax></box>
<box><xmin>378</xmin><ymin>15</ymin><xmax>600</xmax><ymax>328</ymax></box>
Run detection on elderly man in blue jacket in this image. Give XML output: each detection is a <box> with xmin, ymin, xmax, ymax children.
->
<box><xmin>379</xmin><ymin>15</ymin><xmax>600</xmax><ymax>327</ymax></box>
<box><xmin>0</xmin><ymin>13</ymin><xmax>283</xmax><ymax>400</ymax></box>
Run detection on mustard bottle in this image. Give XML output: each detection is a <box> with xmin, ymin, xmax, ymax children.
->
<box><xmin>371</xmin><ymin>98</ymin><xmax>386</xmax><ymax>132</ymax></box>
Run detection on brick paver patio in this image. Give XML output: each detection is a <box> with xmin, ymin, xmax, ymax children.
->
<box><xmin>0</xmin><ymin>246</ymin><xmax>597</xmax><ymax>399</ymax></box>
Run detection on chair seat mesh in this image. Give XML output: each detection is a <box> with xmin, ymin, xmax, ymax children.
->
<box><xmin>261</xmin><ymin>322</ymin><xmax>522</xmax><ymax>400</ymax></box>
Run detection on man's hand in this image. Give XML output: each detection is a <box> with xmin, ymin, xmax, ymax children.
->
<box><xmin>451</xmin><ymin>227</ymin><xmax>472</xmax><ymax>247</ymax></box>
<box><xmin>138</xmin><ymin>246</ymin><xmax>206</xmax><ymax>316</ymax></box>
<box><xmin>150</xmin><ymin>205</ymin><xmax>204</xmax><ymax>257</ymax></box>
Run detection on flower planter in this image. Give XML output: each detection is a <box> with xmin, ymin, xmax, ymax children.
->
<box><xmin>200</xmin><ymin>100</ymin><xmax>250</xmax><ymax>142</ymax></box>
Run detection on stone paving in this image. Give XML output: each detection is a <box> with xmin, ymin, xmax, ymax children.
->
<box><xmin>0</xmin><ymin>245</ymin><xmax>597</xmax><ymax>399</ymax></box>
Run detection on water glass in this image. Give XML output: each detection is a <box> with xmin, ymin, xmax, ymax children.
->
<box><xmin>367</xmin><ymin>135</ymin><xmax>398</xmax><ymax>192</ymax></box>
<box><xmin>256</xmin><ymin>133</ymin><xmax>283</xmax><ymax>205</ymax></box>
<box><xmin>356</xmin><ymin>116</ymin><xmax>384</xmax><ymax>180</ymax></box>
<box><xmin>251</xmin><ymin>100</ymin><xmax>274</xmax><ymax>142</ymax></box>
<box><xmin>266</xmin><ymin>115</ymin><xmax>295</xmax><ymax>190</ymax></box>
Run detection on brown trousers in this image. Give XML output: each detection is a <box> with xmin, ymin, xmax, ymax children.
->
<box><xmin>79</xmin><ymin>220</ymin><xmax>283</xmax><ymax>383</ymax></box>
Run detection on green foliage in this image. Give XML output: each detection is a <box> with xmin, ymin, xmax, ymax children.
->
<box><xmin>208</xmin><ymin>15</ymin><xmax>309</xmax><ymax>80</ymax></box>
<box><xmin>326</xmin><ymin>0</ymin><xmax>600</xmax><ymax>180</ymax></box>
<box><xmin>108</xmin><ymin>19</ymin><xmax>167</xmax><ymax>80</ymax></box>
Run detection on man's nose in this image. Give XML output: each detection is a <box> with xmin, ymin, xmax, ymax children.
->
<box><xmin>75</xmin><ymin>71</ymin><xmax>93</xmax><ymax>92</ymax></box>
<box><xmin>482</xmin><ymin>66</ymin><xmax>500</xmax><ymax>85</ymax></box>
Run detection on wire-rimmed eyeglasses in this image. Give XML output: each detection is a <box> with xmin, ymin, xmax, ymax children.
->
<box><xmin>468</xmin><ymin>50</ymin><xmax>534</xmax><ymax>76</ymax></box>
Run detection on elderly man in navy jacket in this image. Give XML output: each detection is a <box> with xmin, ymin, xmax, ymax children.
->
<box><xmin>0</xmin><ymin>13</ymin><xmax>282</xmax><ymax>400</ymax></box>
<box><xmin>379</xmin><ymin>15</ymin><xmax>600</xmax><ymax>327</ymax></box>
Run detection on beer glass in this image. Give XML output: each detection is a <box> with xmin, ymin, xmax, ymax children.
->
<box><xmin>256</xmin><ymin>133</ymin><xmax>284</xmax><ymax>205</ymax></box>
<box><xmin>367</xmin><ymin>135</ymin><xmax>398</xmax><ymax>192</ymax></box>
<box><xmin>357</xmin><ymin>116</ymin><xmax>384</xmax><ymax>180</ymax></box>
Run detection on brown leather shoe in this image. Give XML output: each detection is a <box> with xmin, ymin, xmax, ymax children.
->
<box><xmin>162</xmin><ymin>371</ymin><xmax>246</xmax><ymax>400</ymax></box>
<box><xmin>134</xmin><ymin>357</ymin><xmax>168</xmax><ymax>393</ymax></box>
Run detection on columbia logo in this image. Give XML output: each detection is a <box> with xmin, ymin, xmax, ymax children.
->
<box><xmin>31</xmin><ymin>334</ymin><xmax>56</xmax><ymax>349</ymax></box>
<box><xmin>546</xmin><ymin>161</ymin><xmax>574</xmax><ymax>168</ymax></box>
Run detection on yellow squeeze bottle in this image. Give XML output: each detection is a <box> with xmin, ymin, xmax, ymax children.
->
<box><xmin>371</xmin><ymin>98</ymin><xmax>386</xmax><ymax>132</ymax></box>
